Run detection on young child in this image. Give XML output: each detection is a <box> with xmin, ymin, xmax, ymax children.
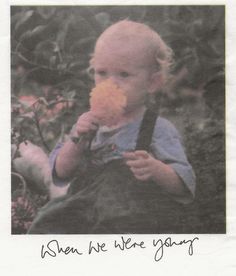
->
<box><xmin>28</xmin><ymin>20</ymin><xmax>196</xmax><ymax>234</ymax></box>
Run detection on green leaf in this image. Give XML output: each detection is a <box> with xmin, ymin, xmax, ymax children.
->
<box><xmin>15</xmin><ymin>10</ymin><xmax>34</xmax><ymax>32</ymax></box>
<box><xmin>36</xmin><ymin>7</ymin><xmax>56</xmax><ymax>19</ymax></box>
<box><xmin>31</xmin><ymin>25</ymin><xmax>47</xmax><ymax>36</ymax></box>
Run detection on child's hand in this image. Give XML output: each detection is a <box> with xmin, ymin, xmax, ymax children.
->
<box><xmin>123</xmin><ymin>150</ymin><xmax>157</xmax><ymax>181</ymax></box>
<box><xmin>75</xmin><ymin>111</ymin><xmax>100</xmax><ymax>136</ymax></box>
<box><xmin>124</xmin><ymin>151</ymin><xmax>188</xmax><ymax>196</ymax></box>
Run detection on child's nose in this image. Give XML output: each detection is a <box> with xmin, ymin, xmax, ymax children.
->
<box><xmin>108</xmin><ymin>76</ymin><xmax>120</xmax><ymax>86</ymax></box>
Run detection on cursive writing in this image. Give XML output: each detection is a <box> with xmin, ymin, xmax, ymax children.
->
<box><xmin>40</xmin><ymin>236</ymin><xmax>199</xmax><ymax>262</ymax></box>
<box><xmin>114</xmin><ymin>236</ymin><xmax>146</xmax><ymax>251</ymax></box>
<box><xmin>88</xmin><ymin>241</ymin><xmax>108</xmax><ymax>254</ymax></box>
<box><xmin>41</xmin><ymin>239</ymin><xmax>83</xmax><ymax>258</ymax></box>
<box><xmin>153</xmin><ymin>236</ymin><xmax>199</xmax><ymax>262</ymax></box>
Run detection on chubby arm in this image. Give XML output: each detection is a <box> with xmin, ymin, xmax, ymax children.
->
<box><xmin>123</xmin><ymin>117</ymin><xmax>196</xmax><ymax>200</ymax></box>
<box><xmin>55</xmin><ymin>111</ymin><xmax>99</xmax><ymax>180</ymax></box>
<box><xmin>123</xmin><ymin>150</ymin><xmax>187</xmax><ymax>196</ymax></box>
<box><xmin>55</xmin><ymin>139</ymin><xmax>87</xmax><ymax>179</ymax></box>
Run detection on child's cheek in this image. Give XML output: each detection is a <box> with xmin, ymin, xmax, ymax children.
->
<box><xmin>94</xmin><ymin>76</ymin><xmax>103</xmax><ymax>84</ymax></box>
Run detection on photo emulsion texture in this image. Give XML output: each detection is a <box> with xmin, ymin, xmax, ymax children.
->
<box><xmin>11</xmin><ymin>6</ymin><xmax>225</xmax><ymax>234</ymax></box>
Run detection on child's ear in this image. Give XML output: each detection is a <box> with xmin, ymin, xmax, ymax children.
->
<box><xmin>148</xmin><ymin>72</ymin><xmax>164</xmax><ymax>94</ymax></box>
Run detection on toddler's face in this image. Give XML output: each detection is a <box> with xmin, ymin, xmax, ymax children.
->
<box><xmin>92</xmin><ymin>39</ymin><xmax>156</xmax><ymax>113</ymax></box>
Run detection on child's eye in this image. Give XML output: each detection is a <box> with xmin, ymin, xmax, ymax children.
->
<box><xmin>119</xmin><ymin>71</ymin><xmax>130</xmax><ymax>78</ymax></box>
<box><xmin>96</xmin><ymin>70</ymin><xmax>107</xmax><ymax>77</ymax></box>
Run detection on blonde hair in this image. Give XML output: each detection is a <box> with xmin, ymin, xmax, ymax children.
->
<box><xmin>90</xmin><ymin>20</ymin><xmax>173</xmax><ymax>81</ymax></box>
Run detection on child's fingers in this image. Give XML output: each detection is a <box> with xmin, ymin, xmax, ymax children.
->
<box><xmin>123</xmin><ymin>150</ymin><xmax>149</xmax><ymax>160</ymax></box>
<box><xmin>76</xmin><ymin>125</ymin><xmax>95</xmax><ymax>134</ymax></box>
<box><xmin>130</xmin><ymin>166</ymin><xmax>149</xmax><ymax>176</ymax></box>
<box><xmin>123</xmin><ymin>151</ymin><xmax>137</xmax><ymax>160</ymax></box>
<box><xmin>124</xmin><ymin>151</ymin><xmax>154</xmax><ymax>182</ymax></box>
<box><xmin>89</xmin><ymin>113</ymin><xmax>100</xmax><ymax>125</ymax></box>
<box><xmin>76</xmin><ymin>112</ymin><xmax>100</xmax><ymax>134</ymax></box>
<box><xmin>125</xmin><ymin>154</ymin><xmax>153</xmax><ymax>181</ymax></box>
<box><xmin>77</xmin><ymin>111</ymin><xmax>100</xmax><ymax>125</ymax></box>
<box><xmin>134</xmin><ymin>150</ymin><xmax>149</xmax><ymax>159</ymax></box>
<box><xmin>78</xmin><ymin>121</ymin><xmax>98</xmax><ymax>130</ymax></box>
<box><xmin>134</xmin><ymin>174</ymin><xmax>150</xmax><ymax>181</ymax></box>
<box><xmin>76</xmin><ymin>122</ymin><xmax>99</xmax><ymax>135</ymax></box>
<box><xmin>131</xmin><ymin>168</ymin><xmax>151</xmax><ymax>181</ymax></box>
<box><xmin>126</xmin><ymin>159</ymin><xmax>147</xmax><ymax>168</ymax></box>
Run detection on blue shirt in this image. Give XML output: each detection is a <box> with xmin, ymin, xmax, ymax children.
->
<box><xmin>49</xmin><ymin>116</ymin><xmax>196</xmax><ymax>203</ymax></box>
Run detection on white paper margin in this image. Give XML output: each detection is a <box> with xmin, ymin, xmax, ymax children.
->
<box><xmin>1</xmin><ymin>1</ymin><xmax>235</xmax><ymax>275</ymax></box>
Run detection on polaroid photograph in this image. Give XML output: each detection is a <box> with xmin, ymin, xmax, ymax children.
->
<box><xmin>1</xmin><ymin>0</ymin><xmax>236</xmax><ymax>275</ymax></box>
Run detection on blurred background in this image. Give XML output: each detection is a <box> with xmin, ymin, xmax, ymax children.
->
<box><xmin>11</xmin><ymin>6</ymin><xmax>225</xmax><ymax>234</ymax></box>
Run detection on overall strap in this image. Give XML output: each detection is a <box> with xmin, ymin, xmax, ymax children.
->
<box><xmin>135</xmin><ymin>109</ymin><xmax>159</xmax><ymax>151</ymax></box>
